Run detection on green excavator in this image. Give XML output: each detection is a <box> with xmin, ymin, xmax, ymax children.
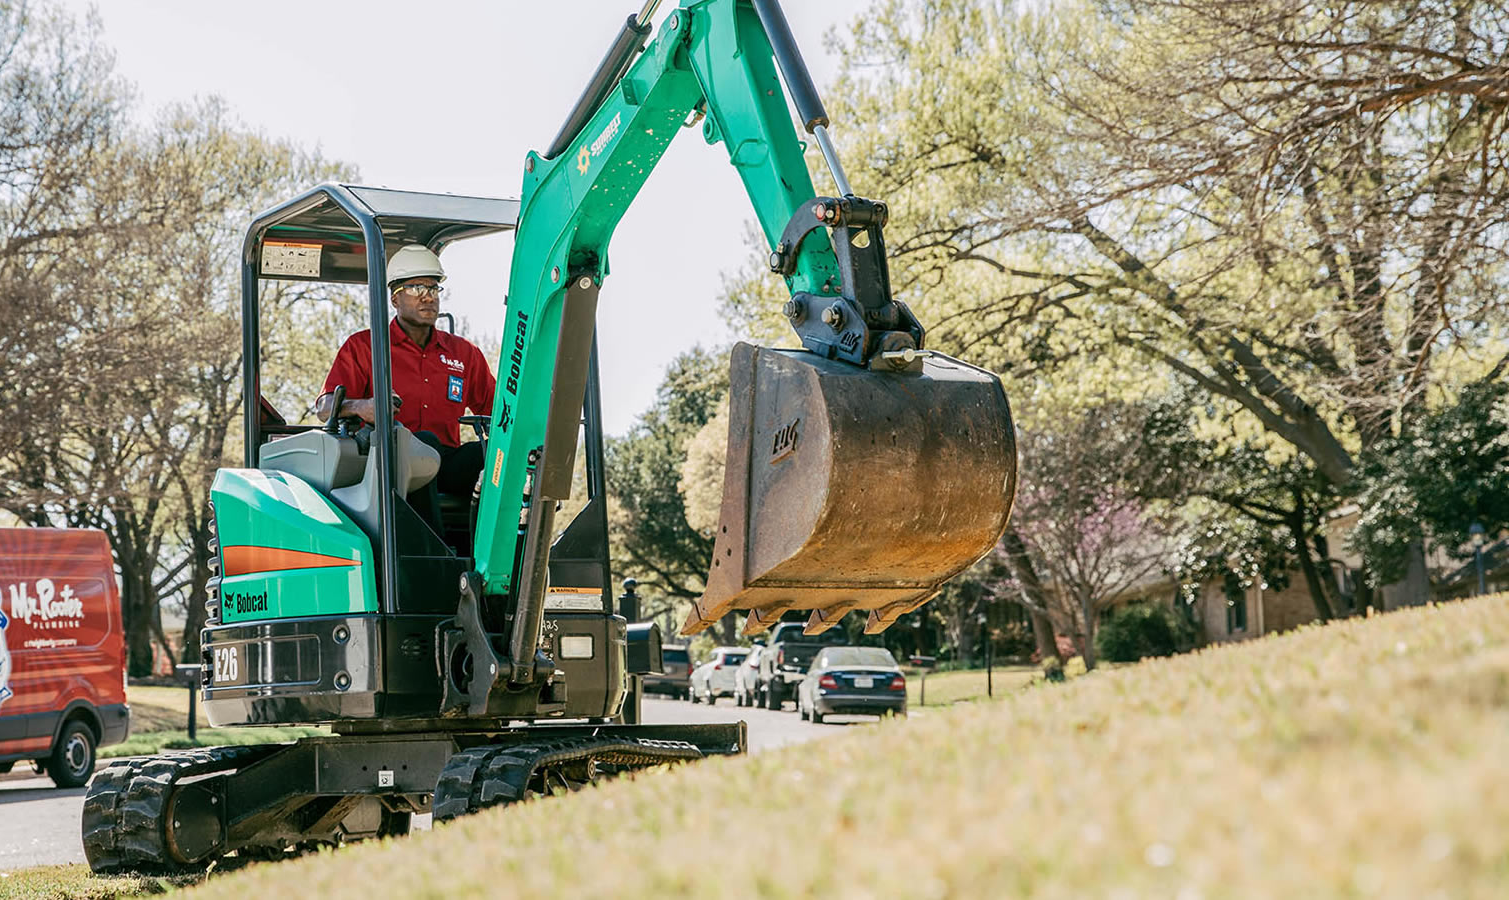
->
<box><xmin>82</xmin><ymin>0</ymin><xmax>1016</xmax><ymax>871</ymax></box>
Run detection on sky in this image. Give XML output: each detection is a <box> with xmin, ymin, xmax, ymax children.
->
<box><xmin>60</xmin><ymin>0</ymin><xmax>875</xmax><ymax>435</ymax></box>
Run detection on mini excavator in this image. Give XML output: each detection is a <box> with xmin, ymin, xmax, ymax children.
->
<box><xmin>82</xmin><ymin>0</ymin><xmax>1015</xmax><ymax>870</ymax></box>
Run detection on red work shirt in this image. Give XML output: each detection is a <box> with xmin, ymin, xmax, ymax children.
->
<box><xmin>323</xmin><ymin>318</ymin><xmax>496</xmax><ymax>448</ymax></box>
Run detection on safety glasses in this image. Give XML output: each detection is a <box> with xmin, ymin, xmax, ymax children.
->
<box><xmin>396</xmin><ymin>283</ymin><xmax>444</xmax><ymax>300</ymax></box>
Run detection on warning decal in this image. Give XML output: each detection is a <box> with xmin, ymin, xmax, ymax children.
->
<box><xmin>261</xmin><ymin>241</ymin><xmax>323</xmax><ymax>278</ymax></box>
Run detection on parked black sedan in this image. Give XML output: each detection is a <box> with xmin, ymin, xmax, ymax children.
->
<box><xmin>797</xmin><ymin>646</ymin><xmax>907</xmax><ymax>723</ymax></box>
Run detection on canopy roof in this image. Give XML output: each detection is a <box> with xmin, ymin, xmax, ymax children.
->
<box><xmin>247</xmin><ymin>183</ymin><xmax>520</xmax><ymax>284</ymax></box>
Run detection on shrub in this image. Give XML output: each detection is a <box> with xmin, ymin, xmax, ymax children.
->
<box><xmin>1096</xmin><ymin>603</ymin><xmax>1195</xmax><ymax>663</ymax></box>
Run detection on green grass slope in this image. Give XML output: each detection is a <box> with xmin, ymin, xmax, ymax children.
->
<box><xmin>907</xmin><ymin>664</ymin><xmax>1041</xmax><ymax>706</ymax></box>
<box><xmin>170</xmin><ymin>594</ymin><xmax>1508</xmax><ymax>898</ymax></box>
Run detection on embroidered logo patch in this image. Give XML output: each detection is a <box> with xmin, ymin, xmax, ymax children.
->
<box><xmin>447</xmin><ymin>375</ymin><xmax>464</xmax><ymax>402</ymax></box>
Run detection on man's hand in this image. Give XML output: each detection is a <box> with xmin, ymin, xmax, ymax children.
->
<box><xmin>316</xmin><ymin>392</ymin><xmax>399</xmax><ymax>424</ymax></box>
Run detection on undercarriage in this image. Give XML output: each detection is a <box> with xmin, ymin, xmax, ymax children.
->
<box><xmin>82</xmin><ymin>723</ymin><xmax>743</xmax><ymax>872</ymax></box>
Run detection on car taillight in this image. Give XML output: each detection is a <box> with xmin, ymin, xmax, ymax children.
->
<box><xmin>889</xmin><ymin>674</ymin><xmax>907</xmax><ymax>691</ymax></box>
<box><xmin>819</xmin><ymin>674</ymin><xmax>838</xmax><ymax>689</ymax></box>
<box><xmin>714</xmin><ymin>662</ymin><xmax>723</xmax><ymax>670</ymax></box>
<box><xmin>777</xmin><ymin>649</ymin><xmax>785</xmax><ymax>665</ymax></box>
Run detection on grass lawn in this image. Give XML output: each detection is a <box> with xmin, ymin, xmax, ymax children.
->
<box><xmin>101</xmin><ymin>726</ymin><xmax>329</xmax><ymax>760</ymax></box>
<box><xmin>14</xmin><ymin>593</ymin><xmax>1509</xmax><ymax>898</ymax></box>
<box><xmin>0</xmin><ymin>866</ymin><xmax>197</xmax><ymax>900</ymax></box>
<box><xmin>110</xmin><ymin>685</ymin><xmax>326</xmax><ymax>758</ymax></box>
<box><xmin>123</xmin><ymin>684</ymin><xmax>210</xmax><ymax>733</ymax></box>
<box><xmin>906</xmin><ymin>664</ymin><xmax>1041</xmax><ymax>706</ymax></box>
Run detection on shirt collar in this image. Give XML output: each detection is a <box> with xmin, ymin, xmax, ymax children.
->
<box><xmin>389</xmin><ymin>316</ymin><xmax>441</xmax><ymax>351</ymax></box>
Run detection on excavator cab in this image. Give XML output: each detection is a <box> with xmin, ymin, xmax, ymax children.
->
<box><xmin>238</xmin><ymin>184</ymin><xmax>522</xmax><ymax>567</ymax></box>
<box><xmin>210</xmin><ymin>184</ymin><xmax>629</xmax><ymax>726</ymax></box>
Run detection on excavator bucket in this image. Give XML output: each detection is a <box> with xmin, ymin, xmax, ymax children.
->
<box><xmin>681</xmin><ymin>343</ymin><xmax>1016</xmax><ymax>638</ymax></box>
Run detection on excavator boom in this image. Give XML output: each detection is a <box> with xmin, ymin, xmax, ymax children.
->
<box><xmin>472</xmin><ymin>0</ymin><xmax>1015</xmax><ymax>659</ymax></box>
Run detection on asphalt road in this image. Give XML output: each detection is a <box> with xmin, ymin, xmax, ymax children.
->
<box><xmin>0</xmin><ymin>695</ymin><xmax>884</xmax><ymax>872</ymax></box>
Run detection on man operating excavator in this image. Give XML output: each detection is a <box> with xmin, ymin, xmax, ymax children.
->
<box><xmin>315</xmin><ymin>244</ymin><xmax>496</xmax><ymax>527</ymax></box>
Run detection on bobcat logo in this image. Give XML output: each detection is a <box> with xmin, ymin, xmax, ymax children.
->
<box><xmin>0</xmin><ymin>608</ymin><xmax>12</xmax><ymax>709</ymax></box>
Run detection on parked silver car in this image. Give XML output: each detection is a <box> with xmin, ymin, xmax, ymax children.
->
<box><xmin>797</xmin><ymin>646</ymin><xmax>907</xmax><ymax>723</ymax></box>
<box><xmin>733</xmin><ymin>645</ymin><xmax>763</xmax><ymax>706</ymax></box>
<box><xmin>690</xmin><ymin>647</ymin><xmax>748</xmax><ymax>705</ymax></box>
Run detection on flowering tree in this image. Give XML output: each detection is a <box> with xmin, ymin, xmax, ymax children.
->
<box><xmin>1010</xmin><ymin>405</ymin><xmax>1173</xmax><ymax>669</ymax></box>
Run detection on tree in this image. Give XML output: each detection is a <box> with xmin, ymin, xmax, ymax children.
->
<box><xmin>1353</xmin><ymin>377</ymin><xmax>1509</xmax><ymax>583</ymax></box>
<box><xmin>0</xmin><ymin>1</ymin><xmax>135</xmax><ymax>463</ymax></box>
<box><xmin>1009</xmin><ymin>404</ymin><xmax>1173</xmax><ymax>669</ymax></box>
<box><xmin>678</xmin><ymin>396</ymin><xmax>729</xmax><ymax>535</ymax></box>
<box><xmin>0</xmin><ymin>1</ymin><xmax>357</xmax><ymax>673</ymax></box>
<box><xmin>606</xmin><ymin>347</ymin><xmax>731</xmax><ymax>639</ymax></box>
<box><xmin>1139</xmin><ymin>395</ymin><xmax>1350</xmax><ymax>621</ymax></box>
<box><xmin>722</xmin><ymin>0</ymin><xmax>1509</xmax><ymax>607</ymax></box>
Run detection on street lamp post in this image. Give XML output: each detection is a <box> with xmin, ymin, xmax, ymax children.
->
<box><xmin>977</xmin><ymin>611</ymin><xmax>992</xmax><ymax>698</ymax></box>
<box><xmin>1470</xmin><ymin>523</ymin><xmax>1487</xmax><ymax>596</ymax></box>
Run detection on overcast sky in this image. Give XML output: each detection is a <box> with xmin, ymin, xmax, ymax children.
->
<box><xmin>61</xmin><ymin>0</ymin><xmax>874</xmax><ymax>434</ymax></box>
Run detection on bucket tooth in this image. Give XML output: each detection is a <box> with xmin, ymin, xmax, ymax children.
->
<box><xmin>682</xmin><ymin>342</ymin><xmax>1016</xmax><ymax>638</ymax></box>
<box><xmin>804</xmin><ymin>603</ymin><xmax>857</xmax><ymax>635</ymax></box>
<box><xmin>741</xmin><ymin>605</ymin><xmax>793</xmax><ymax>636</ymax></box>
<box><xmin>865</xmin><ymin>592</ymin><xmax>938</xmax><ymax>635</ymax></box>
<box><xmin>679</xmin><ymin>604</ymin><xmax>719</xmax><ymax>636</ymax></box>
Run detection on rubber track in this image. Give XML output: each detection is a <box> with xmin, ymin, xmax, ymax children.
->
<box><xmin>81</xmin><ymin>745</ymin><xmax>281</xmax><ymax>873</ymax></box>
<box><xmin>432</xmin><ymin>736</ymin><xmax>702</xmax><ymax>821</ymax></box>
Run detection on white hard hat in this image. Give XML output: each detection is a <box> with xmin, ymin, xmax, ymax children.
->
<box><xmin>386</xmin><ymin>244</ymin><xmax>445</xmax><ymax>286</ymax></box>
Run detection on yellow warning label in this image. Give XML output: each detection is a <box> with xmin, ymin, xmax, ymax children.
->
<box><xmin>261</xmin><ymin>241</ymin><xmax>322</xmax><ymax>278</ymax></box>
<box><xmin>491</xmin><ymin>449</ymin><xmax>504</xmax><ymax>487</ymax></box>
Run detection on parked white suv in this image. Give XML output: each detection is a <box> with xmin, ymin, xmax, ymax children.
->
<box><xmin>734</xmin><ymin>645</ymin><xmax>763</xmax><ymax>707</ymax></box>
<box><xmin>689</xmin><ymin>647</ymin><xmax>748</xmax><ymax>705</ymax></box>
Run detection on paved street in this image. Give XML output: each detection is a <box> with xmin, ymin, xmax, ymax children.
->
<box><xmin>0</xmin><ymin>776</ymin><xmax>87</xmax><ymax>870</ymax></box>
<box><xmin>0</xmin><ymin>696</ymin><xmax>891</xmax><ymax>871</ymax></box>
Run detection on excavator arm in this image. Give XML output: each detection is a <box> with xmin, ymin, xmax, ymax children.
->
<box><xmin>469</xmin><ymin>0</ymin><xmax>1015</xmax><ymax>690</ymax></box>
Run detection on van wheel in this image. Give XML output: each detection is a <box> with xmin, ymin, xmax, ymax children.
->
<box><xmin>49</xmin><ymin>721</ymin><xmax>96</xmax><ymax>788</ymax></box>
<box><xmin>765</xmin><ymin>683</ymin><xmax>783</xmax><ymax>711</ymax></box>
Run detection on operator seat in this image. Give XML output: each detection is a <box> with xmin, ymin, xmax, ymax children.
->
<box><xmin>259</xmin><ymin>425</ymin><xmax>439</xmax><ymax>539</ymax></box>
<box><xmin>258</xmin><ymin>431</ymin><xmax>366</xmax><ymax>492</ymax></box>
<box><xmin>329</xmin><ymin>426</ymin><xmax>439</xmax><ymax>539</ymax></box>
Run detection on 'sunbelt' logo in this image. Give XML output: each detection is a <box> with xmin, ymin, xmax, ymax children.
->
<box><xmin>577</xmin><ymin>111</ymin><xmax>622</xmax><ymax>175</ymax></box>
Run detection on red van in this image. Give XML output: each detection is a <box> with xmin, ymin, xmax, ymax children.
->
<box><xmin>0</xmin><ymin>528</ymin><xmax>130</xmax><ymax>787</ymax></box>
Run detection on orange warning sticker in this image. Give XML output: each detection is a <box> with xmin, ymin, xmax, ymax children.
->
<box><xmin>491</xmin><ymin>448</ymin><xmax>504</xmax><ymax>487</ymax></box>
<box><xmin>261</xmin><ymin>241</ymin><xmax>322</xmax><ymax>278</ymax></box>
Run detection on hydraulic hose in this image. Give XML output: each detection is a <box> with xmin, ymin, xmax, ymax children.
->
<box><xmin>544</xmin><ymin>12</ymin><xmax>655</xmax><ymax>160</ymax></box>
